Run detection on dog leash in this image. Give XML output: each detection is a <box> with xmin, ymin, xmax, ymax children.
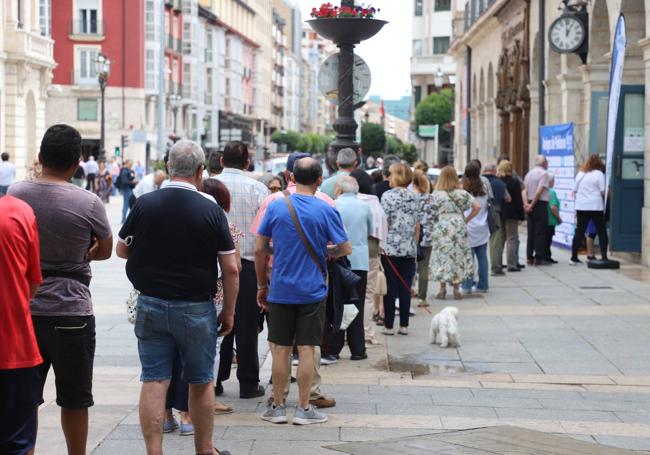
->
<box><xmin>381</xmin><ymin>251</ymin><xmax>418</xmax><ymax>299</ymax></box>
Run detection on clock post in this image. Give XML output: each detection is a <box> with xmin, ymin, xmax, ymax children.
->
<box><xmin>307</xmin><ymin>1</ymin><xmax>387</xmax><ymax>154</ymax></box>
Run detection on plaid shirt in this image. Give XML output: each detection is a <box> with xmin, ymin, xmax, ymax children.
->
<box><xmin>215</xmin><ymin>168</ymin><xmax>269</xmax><ymax>261</ymax></box>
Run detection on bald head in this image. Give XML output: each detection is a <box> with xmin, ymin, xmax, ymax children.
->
<box><xmin>293</xmin><ymin>157</ymin><xmax>323</xmax><ymax>186</ymax></box>
<box><xmin>535</xmin><ymin>155</ymin><xmax>548</xmax><ymax>169</ymax></box>
<box><xmin>154</xmin><ymin>170</ymin><xmax>166</xmax><ymax>186</ymax></box>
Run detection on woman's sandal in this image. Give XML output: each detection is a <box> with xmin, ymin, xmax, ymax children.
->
<box><xmin>214</xmin><ymin>403</ymin><xmax>234</xmax><ymax>415</ymax></box>
<box><xmin>375</xmin><ymin>316</ymin><xmax>385</xmax><ymax>326</ymax></box>
<box><xmin>196</xmin><ymin>449</ymin><xmax>230</xmax><ymax>455</ymax></box>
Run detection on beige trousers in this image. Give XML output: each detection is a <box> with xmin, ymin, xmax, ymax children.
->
<box><xmin>364</xmin><ymin>238</ymin><xmax>380</xmax><ymax>340</ymax></box>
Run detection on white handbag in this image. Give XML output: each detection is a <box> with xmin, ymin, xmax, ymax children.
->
<box><xmin>339</xmin><ymin>303</ymin><xmax>360</xmax><ymax>331</ymax></box>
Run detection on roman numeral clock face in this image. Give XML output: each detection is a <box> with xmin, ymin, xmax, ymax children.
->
<box><xmin>549</xmin><ymin>15</ymin><xmax>585</xmax><ymax>53</ymax></box>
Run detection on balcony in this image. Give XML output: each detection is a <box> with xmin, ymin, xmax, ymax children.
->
<box><xmin>464</xmin><ymin>0</ymin><xmax>496</xmax><ymax>31</ymax></box>
<box><xmin>68</xmin><ymin>20</ymin><xmax>105</xmax><ymax>41</ymax></box>
<box><xmin>4</xmin><ymin>27</ymin><xmax>54</xmax><ymax>66</ymax></box>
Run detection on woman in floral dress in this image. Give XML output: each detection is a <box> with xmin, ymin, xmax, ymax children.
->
<box><xmin>430</xmin><ymin>166</ymin><xmax>480</xmax><ymax>300</ymax></box>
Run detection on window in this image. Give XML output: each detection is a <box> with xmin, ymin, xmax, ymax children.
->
<box><xmin>39</xmin><ymin>0</ymin><xmax>51</xmax><ymax>36</ymax></box>
<box><xmin>427</xmin><ymin>84</ymin><xmax>435</xmax><ymax>95</ymax></box>
<box><xmin>79</xmin><ymin>8</ymin><xmax>98</xmax><ymax>34</ymax></box>
<box><xmin>145</xmin><ymin>1</ymin><xmax>156</xmax><ymax>41</ymax></box>
<box><xmin>78</xmin><ymin>99</ymin><xmax>97</xmax><ymax>121</ymax></box>
<box><xmin>205</xmin><ymin>29</ymin><xmax>213</xmax><ymax>63</ymax></box>
<box><xmin>434</xmin><ymin>0</ymin><xmax>451</xmax><ymax>11</ymax></box>
<box><xmin>412</xmin><ymin>39</ymin><xmax>422</xmax><ymax>56</ymax></box>
<box><xmin>77</xmin><ymin>47</ymin><xmax>98</xmax><ymax>84</ymax></box>
<box><xmin>433</xmin><ymin>36</ymin><xmax>450</xmax><ymax>54</ymax></box>
<box><xmin>414</xmin><ymin>0</ymin><xmax>423</xmax><ymax>16</ymax></box>
<box><xmin>414</xmin><ymin>86</ymin><xmax>422</xmax><ymax>107</ymax></box>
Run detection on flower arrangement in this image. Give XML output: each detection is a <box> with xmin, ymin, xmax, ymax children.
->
<box><xmin>310</xmin><ymin>2</ymin><xmax>380</xmax><ymax>19</ymax></box>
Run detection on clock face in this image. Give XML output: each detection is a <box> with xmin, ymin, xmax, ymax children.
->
<box><xmin>318</xmin><ymin>53</ymin><xmax>372</xmax><ymax>105</ymax></box>
<box><xmin>549</xmin><ymin>15</ymin><xmax>586</xmax><ymax>53</ymax></box>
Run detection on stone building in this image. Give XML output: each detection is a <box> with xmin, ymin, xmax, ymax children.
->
<box><xmin>1</xmin><ymin>0</ymin><xmax>55</xmax><ymax>180</ymax></box>
<box><xmin>450</xmin><ymin>0</ymin><xmax>650</xmax><ymax>263</ymax></box>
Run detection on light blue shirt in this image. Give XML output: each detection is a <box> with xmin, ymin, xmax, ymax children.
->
<box><xmin>320</xmin><ymin>170</ymin><xmax>350</xmax><ymax>199</ymax></box>
<box><xmin>335</xmin><ymin>193</ymin><xmax>373</xmax><ymax>271</ymax></box>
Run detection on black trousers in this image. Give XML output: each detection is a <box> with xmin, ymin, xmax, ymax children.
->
<box><xmin>572</xmin><ymin>210</ymin><xmax>608</xmax><ymax>260</ymax></box>
<box><xmin>382</xmin><ymin>256</ymin><xmax>416</xmax><ymax>329</ymax></box>
<box><xmin>329</xmin><ymin>270</ymin><xmax>367</xmax><ymax>358</ymax></box>
<box><xmin>545</xmin><ymin>225</ymin><xmax>556</xmax><ymax>261</ymax></box>
<box><xmin>526</xmin><ymin>201</ymin><xmax>549</xmax><ymax>262</ymax></box>
<box><xmin>217</xmin><ymin>260</ymin><xmax>260</xmax><ymax>392</ymax></box>
<box><xmin>86</xmin><ymin>173</ymin><xmax>96</xmax><ymax>192</ymax></box>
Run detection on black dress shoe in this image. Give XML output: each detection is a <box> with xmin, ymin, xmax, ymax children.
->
<box><xmin>240</xmin><ymin>385</ymin><xmax>265</xmax><ymax>399</ymax></box>
<box><xmin>350</xmin><ymin>353</ymin><xmax>368</xmax><ymax>361</ymax></box>
<box><xmin>215</xmin><ymin>382</ymin><xmax>224</xmax><ymax>396</ymax></box>
<box><xmin>517</xmin><ymin>263</ymin><xmax>526</xmax><ymax>269</ymax></box>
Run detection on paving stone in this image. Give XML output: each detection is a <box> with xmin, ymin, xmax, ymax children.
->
<box><xmin>376</xmin><ymin>404</ymin><xmax>498</xmax><ymax>418</ymax></box>
<box><xmin>251</xmin><ymin>440</ymin><xmax>340</xmax><ymax>454</ymax></box>
<box><xmin>495</xmin><ymin>407</ymin><xmax>621</xmax><ymax>422</ymax></box>
<box><xmin>595</xmin><ymin>435</ymin><xmax>650</xmax><ymax>451</ymax></box>
<box><xmin>339</xmin><ymin>428</ymin><xmax>442</xmax><ymax>442</ymax></box>
<box><xmin>222</xmin><ymin>425</ymin><xmax>341</xmax><ymax>441</ymax></box>
<box><xmin>461</xmin><ymin>362</ymin><xmax>544</xmax><ymax>374</ymax></box>
<box><xmin>369</xmin><ymin>385</ymin><xmax>474</xmax><ymax>400</ymax></box>
<box><xmin>471</xmin><ymin>387</ymin><xmax>585</xmax><ymax>400</ymax></box>
<box><xmin>329</xmin><ymin>426</ymin><xmax>640</xmax><ymax>454</ymax></box>
<box><xmin>432</xmin><ymin>395</ymin><xmax>543</xmax><ymax>409</ymax></box>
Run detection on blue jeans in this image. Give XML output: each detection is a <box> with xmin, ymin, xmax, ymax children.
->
<box><xmin>462</xmin><ymin>243</ymin><xmax>489</xmax><ymax>292</ymax></box>
<box><xmin>121</xmin><ymin>188</ymin><xmax>133</xmax><ymax>223</ymax></box>
<box><xmin>135</xmin><ymin>295</ymin><xmax>217</xmax><ymax>384</ymax></box>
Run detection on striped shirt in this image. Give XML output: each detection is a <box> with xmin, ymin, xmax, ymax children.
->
<box><xmin>215</xmin><ymin>168</ymin><xmax>269</xmax><ymax>261</ymax></box>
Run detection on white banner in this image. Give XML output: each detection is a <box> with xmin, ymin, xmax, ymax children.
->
<box><xmin>604</xmin><ymin>15</ymin><xmax>627</xmax><ymax>207</ymax></box>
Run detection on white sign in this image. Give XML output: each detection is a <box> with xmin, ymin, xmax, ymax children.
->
<box><xmin>604</xmin><ymin>15</ymin><xmax>627</xmax><ymax>207</ymax></box>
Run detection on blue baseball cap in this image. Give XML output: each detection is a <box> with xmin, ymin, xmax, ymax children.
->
<box><xmin>286</xmin><ymin>152</ymin><xmax>310</xmax><ymax>173</ymax></box>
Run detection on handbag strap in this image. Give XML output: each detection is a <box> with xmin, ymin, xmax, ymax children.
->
<box><xmin>447</xmin><ymin>191</ymin><xmax>464</xmax><ymax>216</ymax></box>
<box><xmin>284</xmin><ymin>196</ymin><xmax>327</xmax><ymax>281</ymax></box>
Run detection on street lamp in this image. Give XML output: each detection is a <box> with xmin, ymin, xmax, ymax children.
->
<box><xmin>434</xmin><ymin>67</ymin><xmax>445</xmax><ymax>89</ymax></box>
<box><xmin>96</xmin><ymin>53</ymin><xmax>111</xmax><ymax>161</ymax></box>
<box><xmin>169</xmin><ymin>94</ymin><xmax>182</xmax><ymax>134</ymax></box>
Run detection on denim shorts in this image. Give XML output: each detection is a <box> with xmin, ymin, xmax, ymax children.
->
<box><xmin>135</xmin><ymin>295</ymin><xmax>217</xmax><ymax>384</ymax></box>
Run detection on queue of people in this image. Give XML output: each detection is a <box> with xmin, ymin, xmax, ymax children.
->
<box><xmin>0</xmin><ymin>121</ymin><xmax>613</xmax><ymax>455</ymax></box>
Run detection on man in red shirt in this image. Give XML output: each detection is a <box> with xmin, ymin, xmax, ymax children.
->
<box><xmin>0</xmin><ymin>195</ymin><xmax>43</xmax><ymax>455</ymax></box>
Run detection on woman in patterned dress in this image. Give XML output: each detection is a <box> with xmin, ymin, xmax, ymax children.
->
<box><xmin>380</xmin><ymin>163</ymin><xmax>422</xmax><ymax>336</ymax></box>
<box><xmin>430</xmin><ymin>166</ymin><xmax>480</xmax><ymax>300</ymax></box>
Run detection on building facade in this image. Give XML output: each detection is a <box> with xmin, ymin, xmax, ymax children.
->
<box><xmin>411</xmin><ymin>0</ymin><xmax>456</xmax><ymax>110</ymax></box>
<box><xmin>451</xmin><ymin>0</ymin><xmax>650</xmax><ymax>264</ymax></box>
<box><xmin>48</xmin><ymin>0</ymin><xmax>146</xmax><ymax>162</ymax></box>
<box><xmin>2</xmin><ymin>0</ymin><xmax>55</xmax><ymax>180</ymax></box>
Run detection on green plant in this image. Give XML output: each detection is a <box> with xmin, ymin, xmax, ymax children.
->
<box><xmin>361</xmin><ymin>122</ymin><xmax>386</xmax><ymax>155</ymax></box>
<box><xmin>271</xmin><ymin>130</ymin><xmax>302</xmax><ymax>152</ymax></box>
<box><xmin>415</xmin><ymin>88</ymin><xmax>453</xmax><ymax>143</ymax></box>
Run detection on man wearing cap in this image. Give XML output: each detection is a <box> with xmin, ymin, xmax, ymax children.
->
<box><xmin>319</xmin><ymin>148</ymin><xmax>358</xmax><ymax>199</ymax></box>
<box><xmin>250</xmin><ymin>151</ymin><xmax>337</xmax><ymax>409</ymax></box>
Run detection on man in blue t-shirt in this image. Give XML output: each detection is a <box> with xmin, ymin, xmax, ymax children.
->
<box><xmin>255</xmin><ymin>157</ymin><xmax>351</xmax><ymax>426</ymax></box>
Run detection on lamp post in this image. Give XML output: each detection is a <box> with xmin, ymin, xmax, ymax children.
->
<box><xmin>307</xmin><ymin>1</ymin><xmax>386</xmax><ymax>154</ymax></box>
<box><xmin>169</xmin><ymin>94</ymin><xmax>182</xmax><ymax>134</ymax></box>
<box><xmin>96</xmin><ymin>53</ymin><xmax>111</xmax><ymax>161</ymax></box>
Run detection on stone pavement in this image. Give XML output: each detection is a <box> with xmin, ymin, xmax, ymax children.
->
<box><xmin>35</xmin><ymin>197</ymin><xmax>650</xmax><ymax>454</ymax></box>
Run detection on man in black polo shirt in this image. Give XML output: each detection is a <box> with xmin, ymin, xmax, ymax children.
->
<box><xmin>116</xmin><ymin>140</ymin><xmax>238</xmax><ymax>455</ymax></box>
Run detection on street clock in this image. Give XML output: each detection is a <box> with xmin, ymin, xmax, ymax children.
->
<box><xmin>318</xmin><ymin>53</ymin><xmax>371</xmax><ymax>105</ymax></box>
<box><xmin>548</xmin><ymin>0</ymin><xmax>589</xmax><ymax>63</ymax></box>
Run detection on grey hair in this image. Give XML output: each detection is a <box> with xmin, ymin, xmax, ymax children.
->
<box><xmin>336</xmin><ymin>148</ymin><xmax>357</xmax><ymax>168</ymax></box>
<box><xmin>382</xmin><ymin>154</ymin><xmax>400</xmax><ymax>177</ymax></box>
<box><xmin>336</xmin><ymin>175</ymin><xmax>359</xmax><ymax>195</ymax></box>
<box><xmin>535</xmin><ymin>155</ymin><xmax>547</xmax><ymax>166</ymax></box>
<box><xmin>168</xmin><ymin>140</ymin><xmax>205</xmax><ymax>177</ymax></box>
<box><xmin>153</xmin><ymin>170</ymin><xmax>165</xmax><ymax>178</ymax></box>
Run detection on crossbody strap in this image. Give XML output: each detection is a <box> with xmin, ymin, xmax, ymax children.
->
<box><xmin>284</xmin><ymin>196</ymin><xmax>327</xmax><ymax>282</ymax></box>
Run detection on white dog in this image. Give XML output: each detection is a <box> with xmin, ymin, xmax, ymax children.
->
<box><xmin>429</xmin><ymin>306</ymin><xmax>460</xmax><ymax>348</ymax></box>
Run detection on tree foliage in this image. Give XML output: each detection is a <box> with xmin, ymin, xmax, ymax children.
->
<box><xmin>414</xmin><ymin>88</ymin><xmax>453</xmax><ymax>143</ymax></box>
<box><xmin>361</xmin><ymin>122</ymin><xmax>386</xmax><ymax>154</ymax></box>
<box><xmin>270</xmin><ymin>130</ymin><xmax>334</xmax><ymax>155</ymax></box>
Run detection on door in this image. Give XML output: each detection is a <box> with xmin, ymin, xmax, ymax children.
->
<box><xmin>610</xmin><ymin>85</ymin><xmax>645</xmax><ymax>252</ymax></box>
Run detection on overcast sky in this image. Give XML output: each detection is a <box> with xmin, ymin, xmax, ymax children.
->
<box><xmin>298</xmin><ymin>1</ymin><xmax>413</xmax><ymax>100</ymax></box>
